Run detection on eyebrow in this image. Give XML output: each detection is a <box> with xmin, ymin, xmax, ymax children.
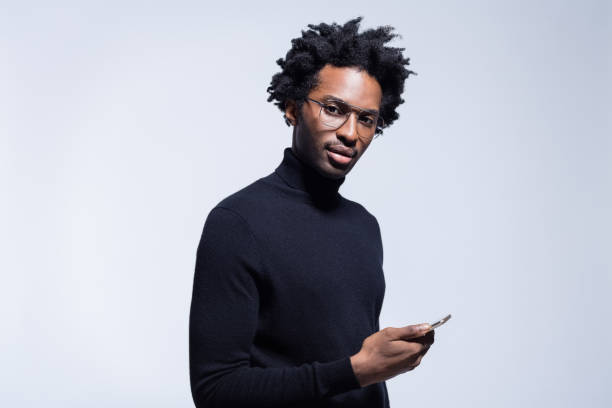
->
<box><xmin>320</xmin><ymin>94</ymin><xmax>379</xmax><ymax>115</ymax></box>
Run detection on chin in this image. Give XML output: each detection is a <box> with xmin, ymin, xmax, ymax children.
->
<box><xmin>324</xmin><ymin>161</ymin><xmax>351</xmax><ymax>179</ymax></box>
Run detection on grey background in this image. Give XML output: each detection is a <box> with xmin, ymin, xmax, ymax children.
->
<box><xmin>2</xmin><ymin>0</ymin><xmax>610</xmax><ymax>406</ymax></box>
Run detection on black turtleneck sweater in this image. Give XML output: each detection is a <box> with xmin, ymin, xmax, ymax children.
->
<box><xmin>189</xmin><ymin>147</ymin><xmax>388</xmax><ymax>407</ymax></box>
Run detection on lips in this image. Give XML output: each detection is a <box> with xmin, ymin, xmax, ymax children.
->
<box><xmin>326</xmin><ymin>145</ymin><xmax>355</xmax><ymax>158</ymax></box>
<box><xmin>326</xmin><ymin>145</ymin><xmax>355</xmax><ymax>167</ymax></box>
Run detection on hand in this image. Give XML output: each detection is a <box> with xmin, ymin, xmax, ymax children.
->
<box><xmin>349</xmin><ymin>323</ymin><xmax>435</xmax><ymax>387</ymax></box>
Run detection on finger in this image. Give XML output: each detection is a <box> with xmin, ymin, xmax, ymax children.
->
<box><xmin>402</xmin><ymin>366</ymin><xmax>416</xmax><ymax>373</ymax></box>
<box><xmin>408</xmin><ymin>330</ymin><xmax>434</xmax><ymax>346</ymax></box>
<box><xmin>396</xmin><ymin>340</ymin><xmax>425</xmax><ymax>356</ymax></box>
<box><xmin>408</xmin><ymin>342</ymin><xmax>430</xmax><ymax>357</ymax></box>
<box><xmin>388</xmin><ymin>323</ymin><xmax>432</xmax><ymax>341</ymax></box>
<box><xmin>405</xmin><ymin>353</ymin><xmax>424</xmax><ymax>370</ymax></box>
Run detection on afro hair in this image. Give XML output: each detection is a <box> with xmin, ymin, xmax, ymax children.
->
<box><xmin>266</xmin><ymin>16</ymin><xmax>416</xmax><ymax>135</ymax></box>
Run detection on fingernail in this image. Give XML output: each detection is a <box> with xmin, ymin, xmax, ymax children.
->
<box><xmin>419</xmin><ymin>324</ymin><xmax>431</xmax><ymax>331</ymax></box>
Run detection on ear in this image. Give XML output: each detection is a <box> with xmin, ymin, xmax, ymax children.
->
<box><xmin>284</xmin><ymin>100</ymin><xmax>298</xmax><ymax>126</ymax></box>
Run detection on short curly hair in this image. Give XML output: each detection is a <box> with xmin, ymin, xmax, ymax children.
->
<box><xmin>266</xmin><ymin>16</ymin><xmax>416</xmax><ymax>135</ymax></box>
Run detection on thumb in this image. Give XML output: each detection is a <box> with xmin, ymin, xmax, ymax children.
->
<box><xmin>390</xmin><ymin>323</ymin><xmax>431</xmax><ymax>341</ymax></box>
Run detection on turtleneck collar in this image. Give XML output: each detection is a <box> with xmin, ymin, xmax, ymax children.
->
<box><xmin>274</xmin><ymin>147</ymin><xmax>346</xmax><ymax>206</ymax></box>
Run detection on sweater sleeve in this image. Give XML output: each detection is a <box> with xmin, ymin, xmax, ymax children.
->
<box><xmin>189</xmin><ymin>206</ymin><xmax>361</xmax><ymax>407</ymax></box>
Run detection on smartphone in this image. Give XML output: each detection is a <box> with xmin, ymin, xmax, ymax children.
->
<box><xmin>428</xmin><ymin>314</ymin><xmax>451</xmax><ymax>331</ymax></box>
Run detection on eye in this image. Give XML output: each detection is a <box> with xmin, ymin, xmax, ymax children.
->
<box><xmin>358</xmin><ymin>115</ymin><xmax>376</xmax><ymax>126</ymax></box>
<box><xmin>323</xmin><ymin>103</ymin><xmax>344</xmax><ymax>116</ymax></box>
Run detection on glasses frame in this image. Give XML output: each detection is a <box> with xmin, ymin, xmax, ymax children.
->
<box><xmin>305</xmin><ymin>97</ymin><xmax>385</xmax><ymax>139</ymax></box>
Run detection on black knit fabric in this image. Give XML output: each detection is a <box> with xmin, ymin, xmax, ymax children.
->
<box><xmin>189</xmin><ymin>147</ymin><xmax>389</xmax><ymax>407</ymax></box>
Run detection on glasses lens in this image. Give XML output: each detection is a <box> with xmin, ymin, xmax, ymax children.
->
<box><xmin>319</xmin><ymin>101</ymin><xmax>348</xmax><ymax>128</ymax></box>
<box><xmin>317</xmin><ymin>100</ymin><xmax>383</xmax><ymax>140</ymax></box>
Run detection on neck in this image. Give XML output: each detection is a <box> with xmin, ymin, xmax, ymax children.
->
<box><xmin>274</xmin><ymin>147</ymin><xmax>345</xmax><ymax>207</ymax></box>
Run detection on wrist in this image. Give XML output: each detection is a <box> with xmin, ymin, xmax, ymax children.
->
<box><xmin>349</xmin><ymin>353</ymin><xmax>367</xmax><ymax>388</ymax></box>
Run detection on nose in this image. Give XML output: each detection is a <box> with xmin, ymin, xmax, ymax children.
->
<box><xmin>336</xmin><ymin>112</ymin><xmax>359</xmax><ymax>144</ymax></box>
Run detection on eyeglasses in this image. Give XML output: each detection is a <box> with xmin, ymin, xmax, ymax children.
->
<box><xmin>305</xmin><ymin>97</ymin><xmax>385</xmax><ymax>140</ymax></box>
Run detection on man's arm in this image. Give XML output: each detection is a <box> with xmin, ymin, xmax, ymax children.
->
<box><xmin>189</xmin><ymin>206</ymin><xmax>361</xmax><ymax>408</ymax></box>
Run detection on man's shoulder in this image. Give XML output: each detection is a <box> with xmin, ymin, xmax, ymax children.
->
<box><xmin>339</xmin><ymin>195</ymin><xmax>380</xmax><ymax>227</ymax></box>
<box><xmin>212</xmin><ymin>174</ymin><xmax>276</xmax><ymax>220</ymax></box>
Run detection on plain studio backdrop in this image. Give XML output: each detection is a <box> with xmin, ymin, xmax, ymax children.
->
<box><xmin>1</xmin><ymin>1</ymin><xmax>610</xmax><ymax>406</ymax></box>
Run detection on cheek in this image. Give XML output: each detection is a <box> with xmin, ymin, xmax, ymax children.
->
<box><xmin>358</xmin><ymin>139</ymin><xmax>372</xmax><ymax>152</ymax></box>
<box><xmin>298</xmin><ymin>123</ymin><xmax>327</xmax><ymax>146</ymax></box>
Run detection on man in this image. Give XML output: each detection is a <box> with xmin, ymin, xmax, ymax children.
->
<box><xmin>189</xmin><ymin>17</ymin><xmax>435</xmax><ymax>407</ymax></box>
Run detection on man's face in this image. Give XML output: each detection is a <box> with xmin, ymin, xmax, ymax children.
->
<box><xmin>284</xmin><ymin>64</ymin><xmax>383</xmax><ymax>180</ymax></box>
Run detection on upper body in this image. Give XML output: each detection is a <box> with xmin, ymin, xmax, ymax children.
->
<box><xmin>189</xmin><ymin>16</ymin><xmax>435</xmax><ymax>408</ymax></box>
<box><xmin>190</xmin><ymin>147</ymin><xmax>388</xmax><ymax>407</ymax></box>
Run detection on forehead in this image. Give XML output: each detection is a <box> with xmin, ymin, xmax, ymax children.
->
<box><xmin>309</xmin><ymin>64</ymin><xmax>382</xmax><ymax>111</ymax></box>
